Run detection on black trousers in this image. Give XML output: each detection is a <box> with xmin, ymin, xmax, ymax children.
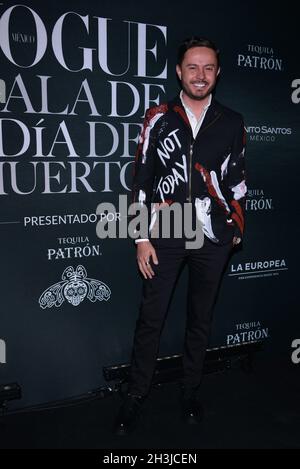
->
<box><xmin>128</xmin><ymin>237</ymin><xmax>232</xmax><ymax>398</ymax></box>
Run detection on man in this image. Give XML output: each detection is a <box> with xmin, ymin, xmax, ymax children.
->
<box><xmin>114</xmin><ymin>37</ymin><xmax>246</xmax><ymax>435</ymax></box>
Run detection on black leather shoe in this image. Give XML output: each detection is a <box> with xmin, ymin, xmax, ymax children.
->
<box><xmin>182</xmin><ymin>396</ymin><xmax>204</xmax><ymax>424</ymax></box>
<box><xmin>113</xmin><ymin>394</ymin><xmax>144</xmax><ymax>435</ymax></box>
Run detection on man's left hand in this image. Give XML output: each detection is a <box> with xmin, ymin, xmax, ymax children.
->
<box><xmin>233</xmin><ymin>236</ymin><xmax>241</xmax><ymax>246</ymax></box>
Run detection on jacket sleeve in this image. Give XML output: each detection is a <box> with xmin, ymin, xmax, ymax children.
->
<box><xmin>131</xmin><ymin>108</ymin><xmax>158</xmax><ymax>240</ymax></box>
<box><xmin>227</xmin><ymin>118</ymin><xmax>247</xmax><ymax>240</ymax></box>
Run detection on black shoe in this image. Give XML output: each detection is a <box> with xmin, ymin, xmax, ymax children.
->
<box><xmin>113</xmin><ymin>394</ymin><xmax>144</xmax><ymax>436</ymax></box>
<box><xmin>182</xmin><ymin>396</ymin><xmax>204</xmax><ymax>425</ymax></box>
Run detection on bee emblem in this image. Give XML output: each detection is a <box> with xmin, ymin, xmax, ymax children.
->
<box><xmin>39</xmin><ymin>265</ymin><xmax>111</xmax><ymax>308</ymax></box>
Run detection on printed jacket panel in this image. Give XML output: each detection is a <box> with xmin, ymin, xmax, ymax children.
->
<box><xmin>133</xmin><ymin>96</ymin><xmax>246</xmax><ymax>246</ymax></box>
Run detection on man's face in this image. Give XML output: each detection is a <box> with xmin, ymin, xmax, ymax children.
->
<box><xmin>176</xmin><ymin>46</ymin><xmax>220</xmax><ymax>101</ymax></box>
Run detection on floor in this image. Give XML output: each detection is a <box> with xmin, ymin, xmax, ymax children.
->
<box><xmin>1</xmin><ymin>354</ymin><xmax>299</xmax><ymax>449</ymax></box>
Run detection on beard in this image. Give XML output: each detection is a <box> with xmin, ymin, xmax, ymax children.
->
<box><xmin>182</xmin><ymin>80</ymin><xmax>216</xmax><ymax>101</ymax></box>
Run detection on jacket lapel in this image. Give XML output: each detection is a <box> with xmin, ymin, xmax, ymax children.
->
<box><xmin>198</xmin><ymin>100</ymin><xmax>223</xmax><ymax>136</ymax></box>
<box><xmin>169</xmin><ymin>95</ymin><xmax>223</xmax><ymax>136</ymax></box>
<box><xmin>169</xmin><ymin>96</ymin><xmax>192</xmax><ymax>132</ymax></box>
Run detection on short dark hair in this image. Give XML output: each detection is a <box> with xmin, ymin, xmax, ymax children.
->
<box><xmin>177</xmin><ymin>36</ymin><xmax>220</xmax><ymax>66</ymax></box>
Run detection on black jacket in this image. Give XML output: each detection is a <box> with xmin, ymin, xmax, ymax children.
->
<box><xmin>132</xmin><ymin>95</ymin><xmax>246</xmax><ymax>246</ymax></box>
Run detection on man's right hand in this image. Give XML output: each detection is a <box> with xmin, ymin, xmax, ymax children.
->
<box><xmin>136</xmin><ymin>241</ymin><xmax>159</xmax><ymax>279</ymax></box>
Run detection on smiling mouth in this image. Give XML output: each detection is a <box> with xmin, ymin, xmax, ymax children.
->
<box><xmin>192</xmin><ymin>82</ymin><xmax>207</xmax><ymax>89</ymax></box>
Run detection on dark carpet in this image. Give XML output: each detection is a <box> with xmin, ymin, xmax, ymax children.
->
<box><xmin>1</xmin><ymin>354</ymin><xmax>299</xmax><ymax>449</ymax></box>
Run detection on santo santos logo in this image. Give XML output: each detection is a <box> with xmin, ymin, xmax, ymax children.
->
<box><xmin>39</xmin><ymin>265</ymin><xmax>111</xmax><ymax>308</ymax></box>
